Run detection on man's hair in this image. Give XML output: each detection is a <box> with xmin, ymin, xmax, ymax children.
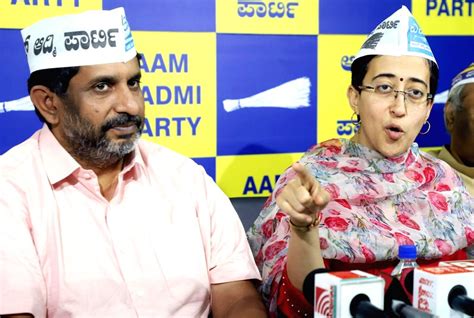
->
<box><xmin>446</xmin><ymin>84</ymin><xmax>465</xmax><ymax>112</ymax></box>
<box><xmin>27</xmin><ymin>66</ymin><xmax>80</xmax><ymax>124</ymax></box>
<box><xmin>444</xmin><ymin>84</ymin><xmax>467</xmax><ymax>130</ymax></box>
<box><xmin>350</xmin><ymin>54</ymin><xmax>439</xmax><ymax>97</ymax></box>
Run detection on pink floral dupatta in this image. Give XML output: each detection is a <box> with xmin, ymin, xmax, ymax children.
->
<box><xmin>247</xmin><ymin>138</ymin><xmax>474</xmax><ymax>313</ymax></box>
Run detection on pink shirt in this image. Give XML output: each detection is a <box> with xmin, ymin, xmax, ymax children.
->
<box><xmin>0</xmin><ymin>125</ymin><xmax>260</xmax><ymax>318</ymax></box>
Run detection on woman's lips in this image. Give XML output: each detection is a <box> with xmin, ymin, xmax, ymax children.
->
<box><xmin>385</xmin><ymin>125</ymin><xmax>404</xmax><ymax>141</ymax></box>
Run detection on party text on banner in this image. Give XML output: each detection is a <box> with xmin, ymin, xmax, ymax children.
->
<box><xmin>216</xmin><ymin>153</ymin><xmax>302</xmax><ymax>197</ymax></box>
<box><xmin>134</xmin><ymin>31</ymin><xmax>216</xmax><ymax>158</ymax></box>
<box><xmin>216</xmin><ymin>0</ymin><xmax>318</xmax><ymax>35</ymax></box>
<box><xmin>0</xmin><ymin>0</ymin><xmax>100</xmax><ymax>28</ymax></box>
<box><xmin>413</xmin><ymin>0</ymin><xmax>474</xmax><ymax>35</ymax></box>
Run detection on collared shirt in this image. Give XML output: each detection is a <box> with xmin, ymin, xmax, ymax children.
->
<box><xmin>0</xmin><ymin>125</ymin><xmax>261</xmax><ymax>318</ymax></box>
<box><xmin>429</xmin><ymin>145</ymin><xmax>474</xmax><ymax>196</ymax></box>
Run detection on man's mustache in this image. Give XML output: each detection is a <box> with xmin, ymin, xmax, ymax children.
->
<box><xmin>101</xmin><ymin>114</ymin><xmax>143</xmax><ymax>133</ymax></box>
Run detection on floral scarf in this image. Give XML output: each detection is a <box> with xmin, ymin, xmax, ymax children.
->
<box><xmin>247</xmin><ymin>139</ymin><xmax>474</xmax><ymax>313</ymax></box>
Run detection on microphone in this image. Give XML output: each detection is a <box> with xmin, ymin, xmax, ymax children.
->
<box><xmin>413</xmin><ymin>264</ymin><xmax>474</xmax><ymax>316</ymax></box>
<box><xmin>448</xmin><ymin>285</ymin><xmax>474</xmax><ymax>316</ymax></box>
<box><xmin>302</xmin><ymin>268</ymin><xmax>329</xmax><ymax>304</ymax></box>
<box><xmin>303</xmin><ymin>269</ymin><xmax>386</xmax><ymax>317</ymax></box>
<box><xmin>349</xmin><ymin>293</ymin><xmax>387</xmax><ymax>318</ymax></box>
<box><xmin>391</xmin><ymin>299</ymin><xmax>436</xmax><ymax>318</ymax></box>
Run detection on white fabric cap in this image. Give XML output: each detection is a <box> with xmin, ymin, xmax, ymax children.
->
<box><xmin>451</xmin><ymin>62</ymin><xmax>474</xmax><ymax>91</ymax></box>
<box><xmin>354</xmin><ymin>5</ymin><xmax>437</xmax><ymax>66</ymax></box>
<box><xmin>21</xmin><ymin>7</ymin><xmax>136</xmax><ymax>73</ymax></box>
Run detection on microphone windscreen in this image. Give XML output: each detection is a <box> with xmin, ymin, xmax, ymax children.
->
<box><xmin>302</xmin><ymin>268</ymin><xmax>330</xmax><ymax>304</ymax></box>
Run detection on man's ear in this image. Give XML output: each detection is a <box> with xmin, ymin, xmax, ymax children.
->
<box><xmin>29</xmin><ymin>85</ymin><xmax>60</xmax><ymax>125</ymax></box>
<box><xmin>347</xmin><ymin>85</ymin><xmax>360</xmax><ymax>114</ymax></box>
<box><xmin>444</xmin><ymin>101</ymin><xmax>455</xmax><ymax>134</ymax></box>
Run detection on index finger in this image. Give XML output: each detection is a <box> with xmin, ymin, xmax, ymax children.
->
<box><xmin>292</xmin><ymin>162</ymin><xmax>317</xmax><ymax>189</ymax></box>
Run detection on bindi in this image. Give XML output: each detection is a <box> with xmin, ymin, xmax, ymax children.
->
<box><xmin>400</xmin><ymin>78</ymin><xmax>404</xmax><ymax>81</ymax></box>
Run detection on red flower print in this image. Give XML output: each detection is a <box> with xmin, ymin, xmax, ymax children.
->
<box><xmin>328</xmin><ymin>209</ymin><xmax>341</xmax><ymax>216</ymax></box>
<box><xmin>389</xmin><ymin>154</ymin><xmax>405</xmax><ymax>164</ymax></box>
<box><xmin>406</xmin><ymin>151</ymin><xmax>415</xmax><ymax>165</ymax></box>
<box><xmin>370</xmin><ymin>218</ymin><xmax>392</xmax><ymax>231</ymax></box>
<box><xmin>354</xmin><ymin>194</ymin><xmax>374</xmax><ymax>204</ymax></box>
<box><xmin>340</xmin><ymin>255</ymin><xmax>351</xmax><ymax>263</ymax></box>
<box><xmin>255</xmin><ymin>250</ymin><xmax>263</xmax><ymax>266</ymax></box>
<box><xmin>361</xmin><ymin>245</ymin><xmax>376</xmax><ymax>263</ymax></box>
<box><xmin>269</xmin><ymin>257</ymin><xmax>285</xmax><ymax>279</ymax></box>
<box><xmin>320</xmin><ymin>139</ymin><xmax>342</xmax><ymax>150</ymax></box>
<box><xmin>324</xmin><ymin>146</ymin><xmax>342</xmax><ymax>156</ymax></box>
<box><xmin>320</xmin><ymin>237</ymin><xmax>329</xmax><ymax>250</ymax></box>
<box><xmin>382</xmin><ymin>173</ymin><xmax>395</xmax><ymax>183</ymax></box>
<box><xmin>264</xmin><ymin>240</ymin><xmax>287</xmax><ymax>260</ymax></box>
<box><xmin>428</xmin><ymin>192</ymin><xmax>448</xmax><ymax>211</ymax></box>
<box><xmin>348</xmin><ymin>160</ymin><xmax>360</xmax><ymax>166</ymax></box>
<box><xmin>262</xmin><ymin>219</ymin><xmax>274</xmax><ymax>239</ymax></box>
<box><xmin>423</xmin><ymin>167</ymin><xmax>435</xmax><ymax>183</ymax></box>
<box><xmin>275</xmin><ymin>210</ymin><xmax>286</xmax><ymax>221</ymax></box>
<box><xmin>435</xmin><ymin>239</ymin><xmax>452</xmax><ymax>255</ymax></box>
<box><xmin>405</xmin><ymin>170</ymin><xmax>424</xmax><ymax>183</ymax></box>
<box><xmin>465</xmin><ymin>227</ymin><xmax>474</xmax><ymax>245</ymax></box>
<box><xmin>334</xmin><ymin>199</ymin><xmax>351</xmax><ymax>209</ymax></box>
<box><xmin>398</xmin><ymin>214</ymin><xmax>420</xmax><ymax>230</ymax></box>
<box><xmin>435</xmin><ymin>183</ymin><xmax>451</xmax><ymax>192</ymax></box>
<box><xmin>325</xmin><ymin>217</ymin><xmax>349</xmax><ymax>232</ymax></box>
<box><xmin>324</xmin><ymin>184</ymin><xmax>340</xmax><ymax>199</ymax></box>
<box><xmin>341</xmin><ymin>166</ymin><xmax>360</xmax><ymax>173</ymax></box>
<box><xmin>318</xmin><ymin>161</ymin><xmax>338</xmax><ymax>169</ymax></box>
<box><xmin>394</xmin><ymin>232</ymin><xmax>415</xmax><ymax>246</ymax></box>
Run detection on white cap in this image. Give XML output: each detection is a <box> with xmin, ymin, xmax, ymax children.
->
<box><xmin>451</xmin><ymin>62</ymin><xmax>474</xmax><ymax>91</ymax></box>
<box><xmin>354</xmin><ymin>5</ymin><xmax>437</xmax><ymax>66</ymax></box>
<box><xmin>21</xmin><ymin>7</ymin><xmax>136</xmax><ymax>73</ymax></box>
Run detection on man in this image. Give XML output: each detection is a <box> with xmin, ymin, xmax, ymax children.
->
<box><xmin>430</xmin><ymin>63</ymin><xmax>474</xmax><ymax>196</ymax></box>
<box><xmin>0</xmin><ymin>8</ymin><xmax>267</xmax><ymax>317</ymax></box>
<box><xmin>430</xmin><ymin>62</ymin><xmax>474</xmax><ymax>259</ymax></box>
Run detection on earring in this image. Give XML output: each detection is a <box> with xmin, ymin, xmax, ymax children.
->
<box><xmin>351</xmin><ymin>111</ymin><xmax>361</xmax><ymax>131</ymax></box>
<box><xmin>419</xmin><ymin>121</ymin><xmax>431</xmax><ymax>135</ymax></box>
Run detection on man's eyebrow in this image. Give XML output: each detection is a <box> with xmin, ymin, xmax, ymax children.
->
<box><xmin>129</xmin><ymin>72</ymin><xmax>142</xmax><ymax>81</ymax></box>
<box><xmin>87</xmin><ymin>75</ymin><xmax>118</xmax><ymax>86</ymax></box>
<box><xmin>86</xmin><ymin>72</ymin><xmax>142</xmax><ymax>86</ymax></box>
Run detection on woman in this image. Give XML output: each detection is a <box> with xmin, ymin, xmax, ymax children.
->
<box><xmin>247</xmin><ymin>7</ymin><xmax>474</xmax><ymax>317</ymax></box>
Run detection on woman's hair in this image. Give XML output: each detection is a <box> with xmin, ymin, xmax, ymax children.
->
<box><xmin>350</xmin><ymin>54</ymin><xmax>439</xmax><ymax>97</ymax></box>
<box><xmin>27</xmin><ymin>66</ymin><xmax>80</xmax><ymax>124</ymax></box>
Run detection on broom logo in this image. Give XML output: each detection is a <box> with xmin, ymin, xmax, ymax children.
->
<box><xmin>1</xmin><ymin>96</ymin><xmax>35</xmax><ymax>113</ymax></box>
<box><xmin>433</xmin><ymin>89</ymin><xmax>448</xmax><ymax>104</ymax></box>
<box><xmin>222</xmin><ymin>77</ymin><xmax>311</xmax><ymax>112</ymax></box>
